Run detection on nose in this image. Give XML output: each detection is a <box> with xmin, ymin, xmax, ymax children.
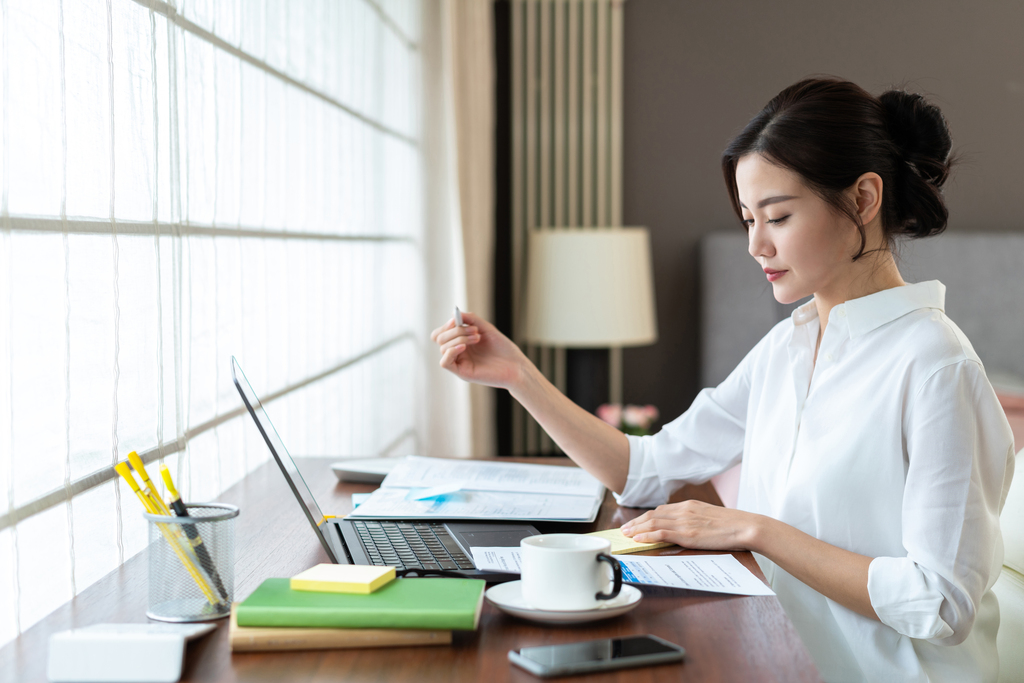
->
<box><xmin>747</xmin><ymin>220</ymin><xmax>774</xmax><ymax>261</ymax></box>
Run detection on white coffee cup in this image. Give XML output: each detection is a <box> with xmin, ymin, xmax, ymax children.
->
<box><xmin>520</xmin><ymin>534</ymin><xmax>622</xmax><ymax>611</ymax></box>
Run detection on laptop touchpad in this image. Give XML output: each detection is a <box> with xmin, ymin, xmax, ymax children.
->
<box><xmin>448</xmin><ymin>523</ymin><xmax>539</xmax><ymax>551</ymax></box>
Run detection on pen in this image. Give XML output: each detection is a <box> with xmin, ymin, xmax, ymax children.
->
<box><xmin>454</xmin><ymin>306</ymin><xmax>466</xmax><ymax>327</ymax></box>
<box><xmin>160</xmin><ymin>464</ymin><xmax>229</xmax><ymax>600</ymax></box>
<box><xmin>115</xmin><ymin>461</ymin><xmax>222</xmax><ymax>606</ymax></box>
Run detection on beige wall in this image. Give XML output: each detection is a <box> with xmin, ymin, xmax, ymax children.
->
<box><xmin>621</xmin><ymin>0</ymin><xmax>1024</xmax><ymax>422</ymax></box>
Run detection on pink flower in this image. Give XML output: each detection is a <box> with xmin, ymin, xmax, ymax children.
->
<box><xmin>622</xmin><ymin>405</ymin><xmax>659</xmax><ymax>430</ymax></box>
<box><xmin>596</xmin><ymin>403</ymin><xmax>622</xmax><ymax>427</ymax></box>
<box><xmin>622</xmin><ymin>405</ymin><xmax>650</xmax><ymax>429</ymax></box>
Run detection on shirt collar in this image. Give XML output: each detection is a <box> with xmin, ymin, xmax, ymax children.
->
<box><xmin>789</xmin><ymin>280</ymin><xmax>946</xmax><ymax>338</ymax></box>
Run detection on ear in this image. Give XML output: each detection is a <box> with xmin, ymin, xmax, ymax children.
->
<box><xmin>850</xmin><ymin>172</ymin><xmax>883</xmax><ymax>226</ymax></box>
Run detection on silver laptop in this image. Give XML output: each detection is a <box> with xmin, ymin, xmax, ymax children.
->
<box><xmin>231</xmin><ymin>357</ymin><xmax>538</xmax><ymax>582</ymax></box>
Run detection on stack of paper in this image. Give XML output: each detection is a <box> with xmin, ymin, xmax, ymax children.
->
<box><xmin>290</xmin><ymin>564</ymin><xmax>396</xmax><ymax>594</ymax></box>
<box><xmin>469</xmin><ymin>547</ymin><xmax>775</xmax><ymax>597</ymax></box>
<box><xmin>345</xmin><ymin>456</ymin><xmax>605</xmax><ymax>522</ymax></box>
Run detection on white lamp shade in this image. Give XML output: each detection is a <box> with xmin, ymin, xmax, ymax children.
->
<box><xmin>523</xmin><ymin>227</ymin><xmax>658</xmax><ymax>347</ymax></box>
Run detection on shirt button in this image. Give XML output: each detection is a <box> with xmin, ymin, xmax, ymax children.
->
<box><xmin>824</xmin><ymin>353</ymin><xmax>833</xmax><ymax>362</ymax></box>
<box><xmin>838</xmin><ymin>309</ymin><xmax>846</xmax><ymax>318</ymax></box>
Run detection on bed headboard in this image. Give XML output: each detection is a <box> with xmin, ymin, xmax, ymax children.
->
<box><xmin>700</xmin><ymin>232</ymin><xmax>1024</xmax><ymax>390</ymax></box>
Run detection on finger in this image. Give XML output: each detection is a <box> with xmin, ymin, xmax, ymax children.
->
<box><xmin>438</xmin><ymin>326</ymin><xmax>478</xmax><ymax>346</ymax></box>
<box><xmin>439</xmin><ymin>344</ymin><xmax>467</xmax><ymax>369</ymax></box>
<box><xmin>629</xmin><ymin>512</ymin><xmax>691</xmax><ymax>537</ymax></box>
<box><xmin>430</xmin><ymin>318</ymin><xmax>456</xmax><ymax>343</ymax></box>
<box><xmin>623</xmin><ymin>518</ymin><xmax>659</xmax><ymax>537</ymax></box>
<box><xmin>634</xmin><ymin>515</ymin><xmax>689</xmax><ymax>539</ymax></box>
<box><xmin>440</xmin><ymin>333</ymin><xmax>480</xmax><ymax>354</ymax></box>
<box><xmin>621</xmin><ymin>511</ymin><xmax>653</xmax><ymax>533</ymax></box>
<box><xmin>633</xmin><ymin>528</ymin><xmax>673</xmax><ymax>544</ymax></box>
<box><xmin>630</xmin><ymin>528</ymin><xmax>663</xmax><ymax>544</ymax></box>
<box><xmin>623</xmin><ymin>501</ymin><xmax>701</xmax><ymax>535</ymax></box>
<box><xmin>435</xmin><ymin>325</ymin><xmax>479</xmax><ymax>347</ymax></box>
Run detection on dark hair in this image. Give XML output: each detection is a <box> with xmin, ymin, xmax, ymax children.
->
<box><xmin>721</xmin><ymin>78</ymin><xmax>954</xmax><ymax>259</ymax></box>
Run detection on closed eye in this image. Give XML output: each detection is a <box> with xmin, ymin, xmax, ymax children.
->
<box><xmin>767</xmin><ymin>215</ymin><xmax>790</xmax><ymax>225</ymax></box>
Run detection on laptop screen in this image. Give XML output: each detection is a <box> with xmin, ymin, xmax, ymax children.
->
<box><xmin>231</xmin><ymin>357</ymin><xmax>333</xmax><ymax>555</ymax></box>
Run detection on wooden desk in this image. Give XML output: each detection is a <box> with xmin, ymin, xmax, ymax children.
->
<box><xmin>0</xmin><ymin>458</ymin><xmax>820</xmax><ymax>682</ymax></box>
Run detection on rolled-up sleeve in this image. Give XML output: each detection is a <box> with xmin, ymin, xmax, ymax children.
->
<box><xmin>867</xmin><ymin>360</ymin><xmax>1015</xmax><ymax>644</ymax></box>
<box><xmin>614</xmin><ymin>339</ymin><xmax>758</xmax><ymax>508</ymax></box>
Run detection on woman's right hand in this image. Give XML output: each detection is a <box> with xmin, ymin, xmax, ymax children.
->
<box><xmin>430</xmin><ymin>311</ymin><xmax>531</xmax><ymax>391</ymax></box>
<box><xmin>433</xmin><ymin>310</ymin><xmax>631</xmax><ymax>493</ymax></box>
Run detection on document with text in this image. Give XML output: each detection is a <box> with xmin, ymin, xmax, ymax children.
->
<box><xmin>470</xmin><ymin>547</ymin><xmax>775</xmax><ymax>596</ymax></box>
<box><xmin>378</xmin><ymin>456</ymin><xmax>605</xmax><ymax>497</ymax></box>
<box><xmin>344</xmin><ymin>456</ymin><xmax>604</xmax><ymax>522</ymax></box>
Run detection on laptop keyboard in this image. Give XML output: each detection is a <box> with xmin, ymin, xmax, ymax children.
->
<box><xmin>352</xmin><ymin>521</ymin><xmax>476</xmax><ymax>571</ymax></box>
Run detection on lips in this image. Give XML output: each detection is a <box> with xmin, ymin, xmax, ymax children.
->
<box><xmin>764</xmin><ymin>268</ymin><xmax>787</xmax><ymax>282</ymax></box>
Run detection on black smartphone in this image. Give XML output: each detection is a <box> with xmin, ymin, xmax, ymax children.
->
<box><xmin>508</xmin><ymin>634</ymin><xmax>686</xmax><ymax>678</ymax></box>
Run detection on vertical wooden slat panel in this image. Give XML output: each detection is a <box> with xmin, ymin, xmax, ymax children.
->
<box><xmin>595</xmin><ymin>0</ymin><xmax>609</xmax><ymax>226</ymax></box>
<box><xmin>550</xmin><ymin>3</ymin><xmax>566</xmax><ymax>447</ymax></box>
<box><xmin>551</xmin><ymin>1</ymin><xmax>569</xmax><ymax>434</ymax></box>
<box><xmin>524</xmin><ymin>0</ymin><xmax>539</xmax><ymax>453</ymax></box>
<box><xmin>566</xmin><ymin>0</ymin><xmax>579</xmax><ymax>227</ymax></box>
<box><xmin>553</xmin><ymin>1</ymin><xmax>565</xmax><ymax>228</ymax></box>
<box><xmin>610</xmin><ymin>0</ymin><xmax>623</xmax><ymax>227</ymax></box>
<box><xmin>525</xmin><ymin>0</ymin><xmax>538</xmax><ymax>243</ymax></box>
<box><xmin>510</xmin><ymin>0</ymin><xmax>525</xmax><ymax>455</ymax></box>
<box><xmin>509</xmin><ymin>0</ymin><xmax>624</xmax><ymax>454</ymax></box>
<box><xmin>538</xmin><ymin>1</ymin><xmax>551</xmax><ymax>230</ymax></box>
<box><xmin>580</xmin><ymin>0</ymin><xmax>593</xmax><ymax>227</ymax></box>
<box><xmin>537</xmin><ymin>1</ymin><xmax>554</xmax><ymax>453</ymax></box>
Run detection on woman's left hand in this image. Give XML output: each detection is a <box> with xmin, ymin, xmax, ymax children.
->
<box><xmin>620</xmin><ymin>500</ymin><xmax>763</xmax><ymax>552</ymax></box>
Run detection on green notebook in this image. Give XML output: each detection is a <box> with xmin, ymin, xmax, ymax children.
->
<box><xmin>236</xmin><ymin>577</ymin><xmax>486</xmax><ymax>631</ymax></box>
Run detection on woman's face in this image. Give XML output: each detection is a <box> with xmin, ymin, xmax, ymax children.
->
<box><xmin>735</xmin><ymin>154</ymin><xmax>860</xmax><ymax>305</ymax></box>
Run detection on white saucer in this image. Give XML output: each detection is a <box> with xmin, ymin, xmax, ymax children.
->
<box><xmin>485</xmin><ymin>581</ymin><xmax>642</xmax><ymax>624</ymax></box>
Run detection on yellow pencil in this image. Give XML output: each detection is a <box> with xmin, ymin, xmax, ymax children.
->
<box><xmin>127</xmin><ymin>451</ymin><xmax>173</xmax><ymax>516</ymax></box>
<box><xmin>115</xmin><ymin>462</ymin><xmax>160</xmax><ymax>515</ymax></box>
<box><xmin>115</xmin><ymin>462</ymin><xmax>222</xmax><ymax>607</ymax></box>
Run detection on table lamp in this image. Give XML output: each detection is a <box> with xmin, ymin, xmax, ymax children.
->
<box><xmin>523</xmin><ymin>227</ymin><xmax>658</xmax><ymax>406</ymax></box>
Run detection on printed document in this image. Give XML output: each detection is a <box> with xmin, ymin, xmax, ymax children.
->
<box><xmin>470</xmin><ymin>547</ymin><xmax>774</xmax><ymax>596</ymax></box>
<box><xmin>345</xmin><ymin>456</ymin><xmax>604</xmax><ymax>522</ymax></box>
<box><xmin>346</xmin><ymin>488</ymin><xmax>601</xmax><ymax>521</ymax></box>
<box><xmin>380</xmin><ymin>456</ymin><xmax>604</xmax><ymax>497</ymax></box>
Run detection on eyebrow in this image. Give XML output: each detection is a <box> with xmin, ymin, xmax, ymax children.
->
<box><xmin>739</xmin><ymin>195</ymin><xmax>798</xmax><ymax>210</ymax></box>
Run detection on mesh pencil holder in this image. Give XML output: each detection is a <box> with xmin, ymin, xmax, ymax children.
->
<box><xmin>143</xmin><ymin>503</ymin><xmax>238</xmax><ymax>622</ymax></box>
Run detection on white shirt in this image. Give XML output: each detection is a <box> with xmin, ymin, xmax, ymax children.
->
<box><xmin>617</xmin><ymin>281</ymin><xmax>1015</xmax><ymax>683</ymax></box>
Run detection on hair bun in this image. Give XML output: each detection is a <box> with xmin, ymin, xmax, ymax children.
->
<box><xmin>723</xmin><ymin>78</ymin><xmax>954</xmax><ymax>247</ymax></box>
<box><xmin>879</xmin><ymin>89</ymin><xmax>953</xmax><ymax>187</ymax></box>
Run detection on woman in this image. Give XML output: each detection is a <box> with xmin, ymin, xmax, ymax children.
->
<box><xmin>431</xmin><ymin>78</ymin><xmax>1015</xmax><ymax>682</ymax></box>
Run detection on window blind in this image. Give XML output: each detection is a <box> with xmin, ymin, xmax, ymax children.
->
<box><xmin>0</xmin><ymin>0</ymin><xmax>427</xmax><ymax>645</ymax></box>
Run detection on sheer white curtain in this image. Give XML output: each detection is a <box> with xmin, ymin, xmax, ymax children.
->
<box><xmin>447</xmin><ymin>0</ymin><xmax>495</xmax><ymax>458</ymax></box>
<box><xmin>0</xmin><ymin>0</ymin><xmax>469</xmax><ymax>646</ymax></box>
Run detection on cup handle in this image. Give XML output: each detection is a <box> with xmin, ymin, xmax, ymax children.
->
<box><xmin>595</xmin><ymin>553</ymin><xmax>622</xmax><ymax>601</ymax></box>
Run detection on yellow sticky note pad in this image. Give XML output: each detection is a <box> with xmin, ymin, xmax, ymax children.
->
<box><xmin>290</xmin><ymin>564</ymin><xmax>396</xmax><ymax>594</ymax></box>
<box><xmin>586</xmin><ymin>528</ymin><xmax>676</xmax><ymax>555</ymax></box>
